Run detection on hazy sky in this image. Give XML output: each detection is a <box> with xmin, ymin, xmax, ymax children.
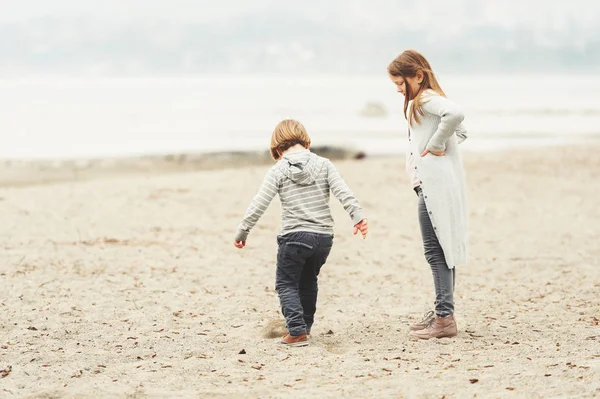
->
<box><xmin>1</xmin><ymin>0</ymin><xmax>598</xmax><ymax>75</ymax></box>
<box><xmin>2</xmin><ymin>0</ymin><xmax>598</xmax><ymax>28</ymax></box>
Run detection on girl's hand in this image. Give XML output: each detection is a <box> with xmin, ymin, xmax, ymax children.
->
<box><xmin>421</xmin><ymin>149</ymin><xmax>445</xmax><ymax>157</ymax></box>
<box><xmin>234</xmin><ymin>240</ymin><xmax>246</xmax><ymax>249</ymax></box>
<box><xmin>353</xmin><ymin>219</ymin><xmax>369</xmax><ymax>239</ymax></box>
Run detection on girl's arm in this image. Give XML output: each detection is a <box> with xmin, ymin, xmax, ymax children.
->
<box><xmin>235</xmin><ymin>168</ymin><xmax>279</xmax><ymax>242</ymax></box>
<box><xmin>455</xmin><ymin>123</ymin><xmax>468</xmax><ymax>144</ymax></box>
<box><xmin>422</xmin><ymin>95</ymin><xmax>465</xmax><ymax>152</ymax></box>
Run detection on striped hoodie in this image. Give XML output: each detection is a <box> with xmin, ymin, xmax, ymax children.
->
<box><xmin>235</xmin><ymin>149</ymin><xmax>365</xmax><ymax>242</ymax></box>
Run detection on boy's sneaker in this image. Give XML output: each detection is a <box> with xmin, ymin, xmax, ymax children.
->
<box><xmin>280</xmin><ymin>333</ymin><xmax>309</xmax><ymax>347</ymax></box>
<box><xmin>410</xmin><ymin>314</ymin><xmax>457</xmax><ymax>339</ymax></box>
<box><xmin>410</xmin><ymin>310</ymin><xmax>435</xmax><ymax>331</ymax></box>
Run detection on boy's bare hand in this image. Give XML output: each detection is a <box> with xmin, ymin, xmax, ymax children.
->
<box><xmin>234</xmin><ymin>240</ymin><xmax>246</xmax><ymax>249</ymax></box>
<box><xmin>353</xmin><ymin>219</ymin><xmax>368</xmax><ymax>239</ymax></box>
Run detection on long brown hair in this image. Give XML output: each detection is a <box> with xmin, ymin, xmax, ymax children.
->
<box><xmin>387</xmin><ymin>49</ymin><xmax>446</xmax><ymax>125</ymax></box>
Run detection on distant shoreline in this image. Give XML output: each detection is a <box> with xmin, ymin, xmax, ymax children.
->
<box><xmin>0</xmin><ymin>146</ymin><xmax>365</xmax><ymax>188</ymax></box>
<box><xmin>1</xmin><ymin>138</ymin><xmax>598</xmax><ymax>188</ymax></box>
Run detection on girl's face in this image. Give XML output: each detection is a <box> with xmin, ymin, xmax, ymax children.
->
<box><xmin>389</xmin><ymin>72</ymin><xmax>423</xmax><ymax>99</ymax></box>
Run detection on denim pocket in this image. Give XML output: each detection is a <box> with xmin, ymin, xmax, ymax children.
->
<box><xmin>282</xmin><ymin>241</ymin><xmax>314</xmax><ymax>263</ymax></box>
<box><xmin>287</xmin><ymin>241</ymin><xmax>314</xmax><ymax>250</ymax></box>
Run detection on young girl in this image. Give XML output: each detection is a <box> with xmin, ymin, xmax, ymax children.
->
<box><xmin>234</xmin><ymin>119</ymin><xmax>368</xmax><ymax>347</ymax></box>
<box><xmin>388</xmin><ymin>50</ymin><xmax>468</xmax><ymax>339</ymax></box>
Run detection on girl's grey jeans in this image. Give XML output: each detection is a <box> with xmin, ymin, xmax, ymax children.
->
<box><xmin>417</xmin><ymin>187</ymin><xmax>455</xmax><ymax>317</ymax></box>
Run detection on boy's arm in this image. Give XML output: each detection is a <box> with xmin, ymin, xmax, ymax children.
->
<box><xmin>326</xmin><ymin>160</ymin><xmax>365</xmax><ymax>225</ymax></box>
<box><xmin>234</xmin><ymin>168</ymin><xmax>279</xmax><ymax>242</ymax></box>
<box><xmin>421</xmin><ymin>95</ymin><xmax>465</xmax><ymax>153</ymax></box>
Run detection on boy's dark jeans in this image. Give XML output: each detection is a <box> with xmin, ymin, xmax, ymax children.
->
<box><xmin>275</xmin><ymin>231</ymin><xmax>333</xmax><ymax>337</ymax></box>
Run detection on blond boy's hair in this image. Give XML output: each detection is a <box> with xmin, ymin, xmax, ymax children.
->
<box><xmin>270</xmin><ymin>119</ymin><xmax>311</xmax><ymax>160</ymax></box>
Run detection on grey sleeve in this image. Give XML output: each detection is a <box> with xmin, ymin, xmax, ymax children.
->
<box><xmin>234</xmin><ymin>168</ymin><xmax>279</xmax><ymax>242</ymax></box>
<box><xmin>326</xmin><ymin>160</ymin><xmax>365</xmax><ymax>225</ymax></box>
<box><xmin>422</xmin><ymin>95</ymin><xmax>465</xmax><ymax>152</ymax></box>
<box><xmin>455</xmin><ymin>123</ymin><xmax>468</xmax><ymax>144</ymax></box>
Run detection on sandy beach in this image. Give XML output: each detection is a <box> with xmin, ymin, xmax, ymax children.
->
<box><xmin>1</xmin><ymin>145</ymin><xmax>599</xmax><ymax>398</ymax></box>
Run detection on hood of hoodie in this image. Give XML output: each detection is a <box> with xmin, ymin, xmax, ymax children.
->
<box><xmin>281</xmin><ymin>150</ymin><xmax>325</xmax><ymax>185</ymax></box>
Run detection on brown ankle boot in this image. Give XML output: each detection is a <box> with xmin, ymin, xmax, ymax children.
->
<box><xmin>409</xmin><ymin>310</ymin><xmax>435</xmax><ymax>331</ymax></box>
<box><xmin>409</xmin><ymin>314</ymin><xmax>457</xmax><ymax>340</ymax></box>
<box><xmin>280</xmin><ymin>333</ymin><xmax>309</xmax><ymax>347</ymax></box>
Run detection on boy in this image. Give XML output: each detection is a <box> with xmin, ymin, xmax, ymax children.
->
<box><xmin>234</xmin><ymin>119</ymin><xmax>368</xmax><ymax>347</ymax></box>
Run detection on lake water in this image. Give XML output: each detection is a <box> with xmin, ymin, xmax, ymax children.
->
<box><xmin>1</xmin><ymin>74</ymin><xmax>599</xmax><ymax>159</ymax></box>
